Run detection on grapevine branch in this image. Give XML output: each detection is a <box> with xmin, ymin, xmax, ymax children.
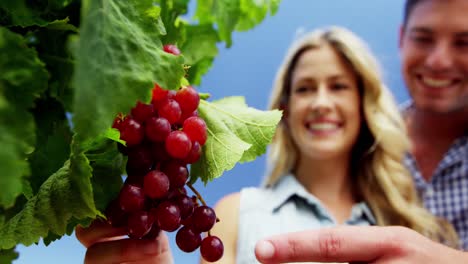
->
<box><xmin>187</xmin><ymin>183</ymin><xmax>207</xmax><ymax>206</ymax></box>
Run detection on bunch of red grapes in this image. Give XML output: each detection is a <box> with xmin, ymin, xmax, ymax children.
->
<box><xmin>105</xmin><ymin>45</ymin><xmax>223</xmax><ymax>262</ymax></box>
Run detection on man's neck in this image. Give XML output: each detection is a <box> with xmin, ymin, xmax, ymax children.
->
<box><xmin>406</xmin><ymin>107</ymin><xmax>467</xmax><ymax>181</ymax></box>
<box><xmin>408</xmin><ymin>108</ymin><xmax>467</xmax><ymax>142</ymax></box>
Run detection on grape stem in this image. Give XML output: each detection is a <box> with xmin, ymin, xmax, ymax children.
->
<box><xmin>187</xmin><ymin>183</ymin><xmax>218</xmax><ymax>236</ymax></box>
<box><xmin>187</xmin><ymin>183</ymin><xmax>207</xmax><ymax>206</ymax></box>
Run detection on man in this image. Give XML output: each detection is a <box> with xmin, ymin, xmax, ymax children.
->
<box><xmin>255</xmin><ymin>0</ymin><xmax>468</xmax><ymax>262</ymax></box>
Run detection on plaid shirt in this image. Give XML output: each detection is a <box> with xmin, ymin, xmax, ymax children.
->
<box><xmin>402</xmin><ymin>103</ymin><xmax>468</xmax><ymax>250</ymax></box>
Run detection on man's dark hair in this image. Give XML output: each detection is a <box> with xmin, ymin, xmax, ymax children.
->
<box><xmin>403</xmin><ymin>0</ymin><xmax>426</xmax><ymax>28</ymax></box>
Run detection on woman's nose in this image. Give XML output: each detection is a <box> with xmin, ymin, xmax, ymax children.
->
<box><xmin>311</xmin><ymin>87</ymin><xmax>333</xmax><ymax>114</ymax></box>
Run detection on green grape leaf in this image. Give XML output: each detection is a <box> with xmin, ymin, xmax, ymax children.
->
<box><xmin>32</xmin><ymin>22</ymin><xmax>78</xmax><ymax>112</ymax></box>
<box><xmin>270</xmin><ymin>0</ymin><xmax>281</xmax><ymax>14</ymax></box>
<box><xmin>194</xmin><ymin>0</ymin><xmax>280</xmax><ymax>47</ymax></box>
<box><xmin>0</xmin><ymin>27</ymin><xmax>48</xmax><ymax>208</ymax></box>
<box><xmin>0</xmin><ymin>196</ymin><xmax>28</xmax><ymax>228</ymax></box>
<box><xmin>195</xmin><ymin>0</ymin><xmax>241</xmax><ymax>47</ymax></box>
<box><xmin>0</xmin><ymin>153</ymin><xmax>98</xmax><ymax>250</ymax></box>
<box><xmin>190</xmin><ymin>133</ymin><xmax>251</xmax><ymax>184</ymax></box>
<box><xmin>157</xmin><ymin>0</ymin><xmax>190</xmax><ymax>45</ymax></box>
<box><xmin>45</xmin><ymin>17</ymin><xmax>79</xmax><ymax>32</ymax></box>
<box><xmin>72</xmin><ymin>0</ymin><xmax>185</xmax><ymax>146</ymax></box>
<box><xmin>47</xmin><ymin>0</ymin><xmax>76</xmax><ymax>12</ymax></box>
<box><xmin>21</xmin><ymin>179</ymin><xmax>33</xmax><ymax>200</ymax></box>
<box><xmin>42</xmin><ymin>217</ymin><xmax>93</xmax><ymax>246</ymax></box>
<box><xmin>193</xmin><ymin>0</ymin><xmax>213</xmax><ymax>24</ymax></box>
<box><xmin>85</xmin><ymin>137</ymin><xmax>125</xmax><ymax>213</ymax></box>
<box><xmin>0</xmin><ymin>1</ymin><xmax>48</xmax><ymax>27</ymax></box>
<box><xmin>0</xmin><ymin>248</ymin><xmax>18</xmax><ymax>264</ymax></box>
<box><xmin>0</xmin><ymin>1</ymin><xmax>76</xmax><ymax>27</ymax></box>
<box><xmin>181</xmin><ymin>24</ymin><xmax>218</xmax><ymax>64</ymax></box>
<box><xmin>191</xmin><ymin>97</ymin><xmax>282</xmax><ymax>184</ymax></box>
<box><xmin>28</xmin><ymin>98</ymin><xmax>72</xmax><ymax>194</ymax></box>
<box><xmin>0</xmin><ymin>140</ymin><xmax>30</xmax><ymax>209</ymax></box>
<box><xmin>104</xmin><ymin>128</ymin><xmax>126</xmax><ymax>145</ymax></box>
<box><xmin>186</xmin><ymin>57</ymin><xmax>215</xmax><ymax>86</ymax></box>
<box><xmin>236</xmin><ymin>0</ymin><xmax>280</xmax><ymax>31</ymax></box>
<box><xmin>39</xmin><ymin>136</ymin><xmax>124</xmax><ymax>246</ymax></box>
<box><xmin>41</xmin><ymin>231</ymin><xmax>63</xmax><ymax>246</ymax></box>
<box><xmin>180</xmin><ymin>24</ymin><xmax>219</xmax><ymax>85</ymax></box>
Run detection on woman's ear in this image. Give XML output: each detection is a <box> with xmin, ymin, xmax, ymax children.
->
<box><xmin>279</xmin><ymin>103</ymin><xmax>288</xmax><ymax>122</ymax></box>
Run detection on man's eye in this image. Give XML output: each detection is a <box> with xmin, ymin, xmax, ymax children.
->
<box><xmin>411</xmin><ymin>35</ymin><xmax>432</xmax><ymax>44</ymax></box>
<box><xmin>455</xmin><ymin>39</ymin><xmax>468</xmax><ymax>47</ymax></box>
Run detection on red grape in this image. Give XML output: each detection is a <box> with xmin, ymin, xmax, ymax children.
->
<box><xmin>184</xmin><ymin>141</ymin><xmax>202</xmax><ymax>164</ymax></box>
<box><xmin>176</xmin><ymin>226</ymin><xmax>201</xmax><ymax>252</ymax></box>
<box><xmin>162</xmin><ymin>161</ymin><xmax>188</xmax><ymax>188</ymax></box>
<box><xmin>126</xmin><ymin>145</ymin><xmax>153</xmax><ymax>176</ymax></box>
<box><xmin>119</xmin><ymin>117</ymin><xmax>144</xmax><ymax>146</ymax></box>
<box><xmin>200</xmin><ymin>236</ymin><xmax>224</xmax><ymax>262</ymax></box>
<box><xmin>145</xmin><ymin>117</ymin><xmax>171</xmax><ymax>142</ymax></box>
<box><xmin>105</xmin><ymin>199</ymin><xmax>128</xmax><ymax>227</ymax></box>
<box><xmin>172</xmin><ymin>194</ymin><xmax>194</xmax><ymax>220</ymax></box>
<box><xmin>191</xmin><ymin>206</ymin><xmax>216</xmax><ymax>233</ymax></box>
<box><xmin>175</xmin><ymin>86</ymin><xmax>200</xmax><ymax>114</ymax></box>
<box><xmin>165</xmin><ymin>131</ymin><xmax>192</xmax><ymax>159</ymax></box>
<box><xmin>163</xmin><ymin>44</ymin><xmax>181</xmax><ymax>55</ymax></box>
<box><xmin>119</xmin><ymin>184</ymin><xmax>146</xmax><ymax>213</ymax></box>
<box><xmin>131</xmin><ymin>101</ymin><xmax>154</xmax><ymax>123</ymax></box>
<box><xmin>158</xmin><ymin>99</ymin><xmax>181</xmax><ymax>125</ymax></box>
<box><xmin>155</xmin><ymin>201</ymin><xmax>181</xmax><ymax>232</ymax></box>
<box><xmin>142</xmin><ymin>224</ymin><xmax>161</xmax><ymax>240</ymax></box>
<box><xmin>183</xmin><ymin>116</ymin><xmax>207</xmax><ymax>145</ymax></box>
<box><xmin>143</xmin><ymin>170</ymin><xmax>170</xmax><ymax>199</ymax></box>
<box><xmin>151</xmin><ymin>142</ymin><xmax>170</xmax><ymax>163</ymax></box>
<box><xmin>127</xmin><ymin>210</ymin><xmax>153</xmax><ymax>239</ymax></box>
<box><xmin>152</xmin><ymin>84</ymin><xmax>169</xmax><ymax>104</ymax></box>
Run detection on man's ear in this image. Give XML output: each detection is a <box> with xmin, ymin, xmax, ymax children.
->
<box><xmin>398</xmin><ymin>24</ymin><xmax>404</xmax><ymax>49</ymax></box>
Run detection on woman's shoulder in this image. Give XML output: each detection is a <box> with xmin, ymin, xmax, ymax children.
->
<box><xmin>214</xmin><ymin>192</ymin><xmax>241</xmax><ymax>211</ymax></box>
<box><xmin>239</xmin><ymin>185</ymin><xmax>274</xmax><ymax>200</ymax></box>
<box><xmin>214</xmin><ymin>186</ymin><xmax>275</xmax><ymax>214</ymax></box>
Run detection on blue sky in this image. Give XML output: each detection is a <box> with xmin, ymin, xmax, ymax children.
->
<box><xmin>15</xmin><ymin>0</ymin><xmax>407</xmax><ymax>263</ymax></box>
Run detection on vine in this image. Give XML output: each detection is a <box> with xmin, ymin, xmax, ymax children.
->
<box><xmin>0</xmin><ymin>0</ymin><xmax>282</xmax><ymax>262</ymax></box>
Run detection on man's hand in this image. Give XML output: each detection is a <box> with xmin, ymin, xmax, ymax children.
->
<box><xmin>255</xmin><ymin>226</ymin><xmax>465</xmax><ymax>263</ymax></box>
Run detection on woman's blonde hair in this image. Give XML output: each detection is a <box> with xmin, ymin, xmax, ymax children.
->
<box><xmin>265</xmin><ymin>26</ymin><xmax>458</xmax><ymax>246</ymax></box>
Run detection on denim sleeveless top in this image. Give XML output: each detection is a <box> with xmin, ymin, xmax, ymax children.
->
<box><xmin>236</xmin><ymin>174</ymin><xmax>376</xmax><ymax>264</ymax></box>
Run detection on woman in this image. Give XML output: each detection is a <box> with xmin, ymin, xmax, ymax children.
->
<box><xmin>211</xmin><ymin>26</ymin><xmax>457</xmax><ymax>263</ymax></box>
<box><xmin>76</xmin><ymin>26</ymin><xmax>457</xmax><ymax>263</ymax></box>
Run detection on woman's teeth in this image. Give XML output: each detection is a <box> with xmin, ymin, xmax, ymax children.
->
<box><xmin>308</xmin><ymin>123</ymin><xmax>338</xmax><ymax>131</ymax></box>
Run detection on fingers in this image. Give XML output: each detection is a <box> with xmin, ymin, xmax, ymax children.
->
<box><xmin>84</xmin><ymin>232</ymin><xmax>173</xmax><ymax>264</ymax></box>
<box><xmin>255</xmin><ymin>226</ymin><xmax>405</xmax><ymax>263</ymax></box>
<box><xmin>76</xmin><ymin>220</ymin><xmax>174</xmax><ymax>264</ymax></box>
<box><xmin>76</xmin><ymin>220</ymin><xmax>127</xmax><ymax>248</ymax></box>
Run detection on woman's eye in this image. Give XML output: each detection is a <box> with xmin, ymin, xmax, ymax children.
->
<box><xmin>331</xmin><ymin>83</ymin><xmax>348</xmax><ymax>90</ymax></box>
<box><xmin>294</xmin><ymin>86</ymin><xmax>309</xmax><ymax>93</ymax></box>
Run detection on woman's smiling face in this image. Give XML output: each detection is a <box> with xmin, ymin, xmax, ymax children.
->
<box><xmin>286</xmin><ymin>44</ymin><xmax>362</xmax><ymax>161</ymax></box>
